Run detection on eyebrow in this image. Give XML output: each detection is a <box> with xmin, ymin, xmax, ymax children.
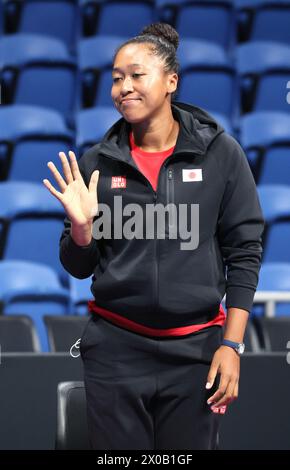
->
<box><xmin>112</xmin><ymin>64</ymin><xmax>144</xmax><ymax>72</ymax></box>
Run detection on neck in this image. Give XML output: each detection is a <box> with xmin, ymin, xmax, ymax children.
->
<box><xmin>131</xmin><ymin>105</ymin><xmax>179</xmax><ymax>152</ymax></box>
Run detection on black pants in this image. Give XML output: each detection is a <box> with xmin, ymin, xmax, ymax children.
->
<box><xmin>80</xmin><ymin>314</ymin><xmax>224</xmax><ymax>450</ymax></box>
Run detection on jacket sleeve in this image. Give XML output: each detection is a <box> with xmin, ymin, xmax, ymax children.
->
<box><xmin>217</xmin><ymin>138</ymin><xmax>265</xmax><ymax>313</ymax></box>
<box><xmin>59</xmin><ymin>153</ymin><xmax>101</xmax><ymax>279</ymax></box>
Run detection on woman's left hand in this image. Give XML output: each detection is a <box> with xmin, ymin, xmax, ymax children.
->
<box><xmin>205</xmin><ymin>345</ymin><xmax>240</xmax><ymax>410</ymax></box>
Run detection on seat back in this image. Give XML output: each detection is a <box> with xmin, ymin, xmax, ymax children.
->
<box><xmin>255</xmin><ymin>317</ymin><xmax>290</xmax><ymax>351</ymax></box>
<box><xmin>44</xmin><ymin>315</ymin><xmax>89</xmax><ymax>352</ymax></box>
<box><xmin>19</xmin><ymin>0</ymin><xmax>80</xmax><ymax>54</ymax></box>
<box><xmin>0</xmin><ymin>315</ymin><xmax>41</xmax><ymax>352</ymax></box>
<box><xmin>56</xmin><ymin>381</ymin><xmax>90</xmax><ymax>450</ymax></box>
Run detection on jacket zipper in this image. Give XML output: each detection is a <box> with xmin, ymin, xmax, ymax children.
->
<box><xmin>167</xmin><ymin>167</ymin><xmax>174</xmax><ymax>232</ymax></box>
<box><xmin>99</xmin><ymin>151</ymin><xmax>181</xmax><ymax>312</ymax></box>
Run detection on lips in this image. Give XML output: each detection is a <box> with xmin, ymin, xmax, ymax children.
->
<box><xmin>120</xmin><ymin>98</ymin><xmax>141</xmax><ymax>104</ymax></box>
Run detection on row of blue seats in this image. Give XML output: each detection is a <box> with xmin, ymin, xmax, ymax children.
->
<box><xmin>2</xmin><ymin>33</ymin><xmax>290</xmax><ymax>118</ymax></box>
<box><xmin>1</xmin><ymin>105</ymin><xmax>290</xmax><ymax>185</ymax></box>
<box><xmin>2</xmin><ymin>0</ymin><xmax>290</xmax><ymax>53</ymax></box>
<box><xmin>0</xmin><ymin>258</ymin><xmax>290</xmax><ymax>351</ymax></box>
<box><xmin>0</xmin><ymin>181</ymin><xmax>289</xmax><ymax>279</ymax></box>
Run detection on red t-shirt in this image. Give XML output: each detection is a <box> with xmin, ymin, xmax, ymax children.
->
<box><xmin>129</xmin><ymin>130</ymin><xmax>175</xmax><ymax>192</ymax></box>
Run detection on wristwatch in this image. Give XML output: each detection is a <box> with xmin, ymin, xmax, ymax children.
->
<box><xmin>221</xmin><ymin>339</ymin><xmax>245</xmax><ymax>355</ymax></box>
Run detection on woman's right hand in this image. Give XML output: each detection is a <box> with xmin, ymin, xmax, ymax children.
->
<box><xmin>43</xmin><ymin>151</ymin><xmax>100</xmax><ymax>227</ymax></box>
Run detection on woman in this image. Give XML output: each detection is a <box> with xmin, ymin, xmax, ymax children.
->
<box><xmin>43</xmin><ymin>23</ymin><xmax>265</xmax><ymax>450</ymax></box>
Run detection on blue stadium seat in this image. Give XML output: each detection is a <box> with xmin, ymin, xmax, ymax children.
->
<box><xmin>177</xmin><ymin>39</ymin><xmax>237</xmax><ymax>119</ymax></box>
<box><xmin>239</xmin><ymin>112</ymin><xmax>290</xmax><ymax>181</ymax></box>
<box><xmin>254</xmin><ymin>262</ymin><xmax>290</xmax><ymax>316</ymax></box>
<box><xmin>0</xmin><ymin>105</ymin><xmax>74</xmax><ymax>182</ymax></box>
<box><xmin>204</xmin><ymin>111</ymin><xmax>234</xmax><ymax>136</ymax></box>
<box><xmin>0</xmin><ymin>34</ymin><xmax>77</xmax><ymax>118</ymax></box>
<box><xmin>237</xmin><ymin>41</ymin><xmax>290</xmax><ymax>114</ymax></box>
<box><xmin>0</xmin><ymin>1</ymin><xmax>3</xmax><ymax>35</ymax></box>
<box><xmin>251</xmin><ymin>1</ymin><xmax>290</xmax><ymax>45</ymax></box>
<box><xmin>76</xmin><ymin>106</ymin><xmax>120</xmax><ymax>153</ymax></box>
<box><xmin>156</xmin><ymin>0</ymin><xmax>236</xmax><ymax>54</ymax></box>
<box><xmin>257</xmin><ymin>184</ymin><xmax>290</xmax><ymax>264</ymax></box>
<box><xmin>78</xmin><ymin>35</ymin><xmax>129</xmax><ymax>107</ymax></box>
<box><xmin>0</xmin><ymin>181</ymin><xmax>68</xmax><ymax>285</ymax></box>
<box><xmin>3</xmin><ymin>0</ymin><xmax>80</xmax><ymax>55</ymax></box>
<box><xmin>0</xmin><ymin>260</ymin><xmax>72</xmax><ymax>351</ymax></box>
<box><xmin>69</xmin><ymin>275</ymin><xmax>94</xmax><ymax>315</ymax></box>
<box><xmin>81</xmin><ymin>0</ymin><xmax>155</xmax><ymax>37</ymax></box>
<box><xmin>235</xmin><ymin>0</ymin><xmax>290</xmax><ymax>42</ymax></box>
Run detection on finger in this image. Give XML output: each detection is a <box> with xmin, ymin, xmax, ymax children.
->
<box><xmin>59</xmin><ymin>151</ymin><xmax>74</xmax><ymax>184</ymax></box>
<box><xmin>207</xmin><ymin>373</ymin><xmax>230</xmax><ymax>405</ymax></box>
<box><xmin>205</xmin><ymin>361</ymin><xmax>219</xmax><ymax>390</ymax></box>
<box><xmin>213</xmin><ymin>379</ymin><xmax>236</xmax><ymax>408</ymax></box>
<box><xmin>43</xmin><ymin>178</ymin><xmax>63</xmax><ymax>202</ymax></box>
<box><xmin>210</xmin><ymin>404</ymin><xmax>227</xmax><ymax>415</ymax></box>
<box><xmin>47</xmin><ymin>161</ymin><xmax>67</xmax><ymax>192</ymax></box>
<box><xmin>88</xmin><ymin>169</ymin><xmax>100</xmax><ymax>194</ymax></box>
<box><xmin>68</xmin><ymin>150</ymin><xmax>83</xmax><ymax>181</ymax></box>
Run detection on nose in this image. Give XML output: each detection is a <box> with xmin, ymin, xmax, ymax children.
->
<box><xmin>121</xmin><ymin>75</ymin><xmax>134</xmax><ymax>94</ymax></box>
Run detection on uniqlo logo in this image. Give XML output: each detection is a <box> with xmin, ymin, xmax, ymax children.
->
<box><xmin>111</xmin><ymin>176</ymin><xmax>127</xmax><ymax>188</ymax></box>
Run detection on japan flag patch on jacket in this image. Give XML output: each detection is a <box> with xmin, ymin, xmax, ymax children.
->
<box><xmin>182</xmin><ymin>169</ymin><xmax>203</xmax><ymax>182</ymax></box>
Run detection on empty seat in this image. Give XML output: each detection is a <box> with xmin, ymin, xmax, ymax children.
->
<box><xmin>0</xmin><ymin>315</ymin><xmax>41</xmax><ymax>352</ymax></box>
<box><xmin>239</xmin><ymin>111</ymin><xmax>290</xmax><ymax>179</ymax></box>
<box><xmin>3</xmin><ymin>0</ymin><xmax>80</xmax><ymax>54</ymax></box>
<box><xmin>177</xmin><ymin>39</ymin><xmax>237</xmax><ymax>119</ymax></box>
<box><xmin>56</xmin><ymin>381</ymin><xmax>90</xmax><ymax>449</ymax></box>
<box><xmin>257</xmin><ymin>185</ymin><xmax>290</xmax><ymax>264</ymax></box>
<box><xmin>0</xmin><ymin>181</ymin><xmax>68</xmax><ymax>284</ymax></box>
<box><xmin>253</xmin><ymin>262</ymin><xmax>290</xmax><ymax>316</ymax></box>
<box><xmin>207</xmin><ymin>111</ymin><xmax>235</xmax><ymax>136</ymax></box>
<box><xmin>44</xmin><ymin>315</ymin><xmax>89</xmax><ymax>352</ymax></box>
<box><xmin>81</xmin><ymin>0</ymin><xmax>154</xmax><ymax>37</ymax></box>
<box><xmin>0</xmin><ymin>260</ymin><xmax>72</xmax><ymax>351</ymax></box>
<box><xmin>251</xmin><ymin>1</ymin><xmax>290</xmax><ymax>45</ymax></box>
<box><xmin>255</xmin><ymin>316</ymin><xmax>290</xmax><ymax>351</ymax></box>
<box><xmin>0</xmin><ymin>105</ymin><xmax>74</xmax><ymax>182</ymax></box>
<box><xmin>156</xmin><ymin>0</ymin><xmax>236</xmax><ymax>54</ymax></box>
<box><xmin>78</xmin><ymin>35</ymin><xmax>129</xmax><ymax>107</ymax></box>
<box><xmin>0</xmin><ymin>34</ymin><xmax>77</xmax><ymax>118</ymax></box>
<box><xmin>76</xmin><ymin>106</ymin><xmax>120</xmax><ymax>153</ymax></box>
<box><xmin>0</xmin><ymin>1</ymin><xmax>3</xmax><ymax>35</ymax></box>
<box><xmin>238</xmin><ymin>41</ymin><xmax>290</xmax><ymax>114</ymax></box>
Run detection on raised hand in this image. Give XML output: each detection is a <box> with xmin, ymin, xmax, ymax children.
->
<box><xmin>43</xmin><ymin>151</ymin><xmax>99</xmax><ymax>227</ymax></box>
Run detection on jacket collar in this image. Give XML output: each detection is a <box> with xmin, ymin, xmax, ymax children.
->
<box><xmin>97</xmin><ymin>101</ymin><xmax>224</xmax><ymax>165</ymax></box>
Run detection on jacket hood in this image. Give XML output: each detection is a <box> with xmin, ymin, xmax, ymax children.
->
<box><xmin>97</xmin><ymin>101</ymin><xmax>225</xmax><ymax>165</ymax></box>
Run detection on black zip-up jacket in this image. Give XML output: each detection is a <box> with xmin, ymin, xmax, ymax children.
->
<box><xmin>59</xmin><ymin>102</ymin><xmax>265</xmax><ymax>328</ymax></box>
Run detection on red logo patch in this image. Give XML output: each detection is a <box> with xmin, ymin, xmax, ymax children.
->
<box><xmin>111</xmin><ymin>176</ymin><xmax>127</xmax><ymax>189</ymax></box>
<box><xmin>189</xmin><ymin>171</ymin><xmax>197</xmax><ymax>179</ymax></box>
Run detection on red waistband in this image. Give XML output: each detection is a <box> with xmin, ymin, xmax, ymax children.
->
<box><xmin>87</xmin><ymin>300</ymin><xmax>226</xmax><ymax>337</ymax></box>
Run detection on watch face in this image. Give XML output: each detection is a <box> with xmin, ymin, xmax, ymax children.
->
<box><xmin>237</xmin><ymin>343</ymin><xmax>245</xmax><ymax>354</ymax></box>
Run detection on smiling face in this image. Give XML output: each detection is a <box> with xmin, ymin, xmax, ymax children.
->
<box><xmin>111</xmin><ymin>43</ymin><xmax>178</xmax><ymax>124</ymax></box>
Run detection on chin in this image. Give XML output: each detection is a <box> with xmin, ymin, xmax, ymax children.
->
<box><xmin>121</xmin><ymin>113</ymin><xmax>146</xmax><ymax>124</ymax></box>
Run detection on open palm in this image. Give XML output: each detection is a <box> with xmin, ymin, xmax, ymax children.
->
<box><xmin>43</xmin><ymin>151</ymin><xmax>99</xmax><ymax>226</ymax></box>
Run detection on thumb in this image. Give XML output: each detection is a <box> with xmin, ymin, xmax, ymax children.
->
<box><xmin>205</xmin><ymin>360</ymin><xmax>219</xmax><ymax>389</ymax></box>
<box><xmin>89</xmin><ymin>169</ymin><xmax>100</xmax><ymax>194</ymax></box>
